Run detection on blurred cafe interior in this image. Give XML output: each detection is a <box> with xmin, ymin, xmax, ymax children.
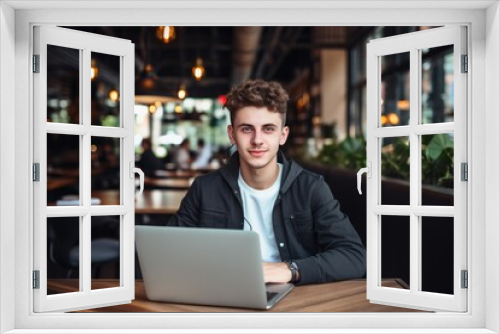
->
<box><xmin>47</xmin><ymin>26</ymin><xmax>455</xmax><ymax>298</ymax></box>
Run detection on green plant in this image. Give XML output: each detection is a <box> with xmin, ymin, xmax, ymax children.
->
<box><xmin>315</xmin><ymin>134</ymin><xmax>454</xmax><ymax>189</ymax></box>
<box><xmin>315</xmin><ymin>137</ymin><xmax>366</xmax><ymax>170</ymax></box>
<box><xmin>422</xmin><ymin>134</ymin><xmax>454</xmax><ymax>188</ymax></box>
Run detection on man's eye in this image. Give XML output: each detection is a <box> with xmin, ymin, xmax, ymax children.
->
<box><xmin>264</xmin><ymin>127</ymin><xmax>276</xmax><ymax>132</ymax></box>
<box><xmin>241</xmin><ymin>127</ymin><xmax>252</xmax><ymax>133</ymax></box>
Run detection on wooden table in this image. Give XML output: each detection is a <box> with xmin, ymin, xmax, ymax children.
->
<box><xmin>143</xmin><ymin>177</ymin><xmax>193</xmax><ymax>190</ymax></box>
<box><xmin>47</xmin><ymin>177</ymin><xmax>78</xmax><ymax>191</ymax></box>
<box><xmin>46</xmin><ymin>279</ymin><xmax>423</xmax><ymax>313</ymax></box>
<box><xmin>154</xmin><ymin>170</ymin><xmax>202</xmax><ymax>179</ymax></box>
<box><xmin>91</xmin><ymin>189</ymin><xmax>187</xmax><ymax>214</ymax></box>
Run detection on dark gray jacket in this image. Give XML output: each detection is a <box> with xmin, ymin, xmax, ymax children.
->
<box><xmin>168</xmin><ymin>151</ymin><xmax>366</xmax><ymax>285</ymax></box>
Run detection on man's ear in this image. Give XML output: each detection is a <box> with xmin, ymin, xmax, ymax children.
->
<box><xmin>227</xmin><ymin>125</ymin><xmax>235</xmax><ymax>144</ymax></box>
<box><xmin>279</xmin><ymin>126</ymin><xmax>290</xmax><ymax>146</ymax></box>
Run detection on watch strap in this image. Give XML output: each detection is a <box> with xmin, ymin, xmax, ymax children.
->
<box><xmin>284</xmin><ymin>260</ymin><xmax>300</xmax><ymax>283</ymax></box>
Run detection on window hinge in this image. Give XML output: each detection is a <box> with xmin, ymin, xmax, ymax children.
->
<box><xmin>461</xmin><ymin>162</ymin><xmax>468</xmax><ymax>181</ymax></box>
<box><xmin>33</xmin><ymin>270</ymin><xmax>40</xmax><ymax>289</ymax></box>
<box><xmin>461</xmin><ymin>270</ymin><xmax>468</xmax><ymax>289</ymax></box>
<box><xmin>33</xmin><ymin>54</ymin><xmax>40</xmax><ymax>73</ymax></box>
<box><xmin>33</xmin><ymin>163</ymin><xmax>40</xmax><ymax>182</ymax></box>
<box><xmin>461</xmin><ymin>54</ymin><xmax>468</xmax><ymax>73</ymax></box>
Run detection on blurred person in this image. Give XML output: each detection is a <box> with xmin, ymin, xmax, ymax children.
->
<box><xmin>137</xmin><ymin>138</ymin><xmax>163</xmax><ymax>177</ymax></box>
<box><xmin>175</xmin><ymin>139</ymin><xmax>192</xmax><ymax>170</ymax></box>
<box><xmin>168</xmin><ymin>79</ymin><xmax>365</xmax><ymax>285</ymax></box>
<box><xmin>191</xmin><ymin>139</ymin><xmax>212</xmax><ymax>169</ymax></box>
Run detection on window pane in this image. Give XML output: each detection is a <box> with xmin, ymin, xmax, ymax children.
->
<box><xmin>421</xmin><ymin>134</ymin><xmax>454</xmax><ymax>206</ymax></box>
<box><xmin>380</xmin><ymin>215</ymin><xmax>410</xmax><ymax>289</ymax></box>
<box><xmin>381</xmin><ymin>137</ymin><xmax>410</xmax><ymax>205</ymax></box>
<box><xmin>47</xmin><ymin>45</ymin><xmax>80</xmax><ymax>124</ymax></box>
<box><xmin>47</xmin><ymin>134</ymin><xmax>80</xmax><ymax>206</ymax></box>
<box><xmin>47</xmin><ymin>217</ymin><xmax>80</xmax><ymax>295</ymax></box>
<box><xmin>91</xmin><ymin>216</ymin><xmax>121</xmax><ymax>290</ymax></box>
<box><xmin>91</xmin><ymin>52</ymin><xmax>120</xmax><ymax>127</ymax></box>
<box><xmin>91</xmin><ymin>137</ymin><xmax>121</xmax><ymax>205</ymax></box>
<box><xmin>421</xmin><ymin>216</ymin><xmax>454</xmax><ymax>294</ymax></box>
<box><xmin>422</xmin><ymin>45</ymin><xmax>454</xmax><ymax>124</ymax></box>
<box><xmin>380</xmin><ymin>52</ymin><xmax>410</xmax><ymax>127</ymax></box>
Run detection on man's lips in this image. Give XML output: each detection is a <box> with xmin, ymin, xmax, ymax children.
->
<box><xmin>248</xmin><ymin>150</ymin><xmax>266</xmax><ymax>157</ymax></box>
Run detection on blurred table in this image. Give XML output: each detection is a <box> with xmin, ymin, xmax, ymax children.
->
<box><xmin>143</xmin><ymin>177</ymin><xmax>193</xmax><ymax>190</ymax></box>
<box><xmin>154</xmin><ymin>170</ymin><xmax>202</xmax><ymax>179</ymax></box>
<box><xmin>91</xmin><ymin>189</ymin><xmax>187</xmax><ymax>214</ymax></box>
<box><xmin>47</xmin><ymin>177</ymin><xmax>78</xmax><ymax>191</ymax></box>
<box><xmin>46</xmin><ymin>279</ymin><xmax>424</xmax><ymax>313</ymax></box>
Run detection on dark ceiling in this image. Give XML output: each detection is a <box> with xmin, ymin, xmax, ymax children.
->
<box><xmin>65</xmin><ymin>26</ymin><xmax>366</xmax><ymax>98</ymax></box>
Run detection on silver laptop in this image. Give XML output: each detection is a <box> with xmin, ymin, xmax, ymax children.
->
<box><xmin>135</xmin><ymin>225</ymin><xmax>294</xmax><ymax>310</ymax></box>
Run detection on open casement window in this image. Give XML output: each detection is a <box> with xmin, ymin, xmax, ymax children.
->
<box><xmin>33</xmin><ymin>26</ymin><xmax>137</xmax><ymax>312</ymax></box>
<box><xmin>365</xmin><ymin>26</ymin><xmax>467</xmax><ymax>312</ymax></box>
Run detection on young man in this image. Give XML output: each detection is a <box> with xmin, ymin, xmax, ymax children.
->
<box><xmin>168</xmin><ymin>80</ymin><xmax>366</xmax><ymax>285</ymax></box>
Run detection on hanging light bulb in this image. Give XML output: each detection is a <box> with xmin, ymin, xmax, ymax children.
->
<box><xmin>177</xmin><ymin>85</ymin><xmax>187</xmax><ymax>100</ymax></box>
<box><xmin>149</xmin><ymin>104</ymin><xmax>157</xmax><ymax>114</ymax></box>
<box><xmin>156</xmin><ymin>26</ymin><xmax>176</xmax><ymax>44</ymax></box>
<box><xmin>108</xmin><ymin>88</ymin><xmax>119</xmax><ymax>102</ymax></box>
<box><xmin>91</xmin><ymin>59</ymin><xmax>99</xmax><ymax>81</ymax></box>
<box><xmin>192</xmin><ymin>57</ymin><xmax>205</xmax><ymax>81</ymax></box>
<box><xmin>140</xmin><ymin>64</ymin><xmax>157</xmax><ymax>90</ymax></box>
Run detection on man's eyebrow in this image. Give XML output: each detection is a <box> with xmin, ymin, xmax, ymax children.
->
<box><xmin>236</xmin><ymin>123</ymin><xmax>278</xmax><ymax>128</ymax></box>
<box><xmin>237</xmin><ymin>123</ymin><xmax>255</xmax><ymax>128</ymax></box>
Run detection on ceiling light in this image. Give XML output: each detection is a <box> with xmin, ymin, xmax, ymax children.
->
<box><xmin>91</xmin><ymin>59</ymin><xmax>99</xmax><ymax>81</ymax></box>
<box><xmin>177</xmin><ymin>85</ymin><xmax>187</xmax><ymax>100</ymax></box>
<box><xmin>149</xmin><ymin>104</ymin><xmax>157</xmax><ymax>114</ymax></box>
<box><xmin>192</xmin><ymin>57</ymin><xmax>205</xmax><ymax>81</ymax></box>
<box><xmin>156</xmin><ymin>26</ymin><xmax>176</xmax><ymax>44</ymax></box>
<box><xmin>140</xmin><ymin>64</ymin><xmax>157</xmax><ymax>90</ymax></box>
<box><xmin>109</xmin><ymin>88</ymin><xmax>119</xmax><ymax>102</ymax></box>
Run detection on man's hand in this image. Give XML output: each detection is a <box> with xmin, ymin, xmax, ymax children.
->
<box><xmin>263</xmin><ymin>262</ymin><xmax>292</xmax><ymax>283</ymax></box>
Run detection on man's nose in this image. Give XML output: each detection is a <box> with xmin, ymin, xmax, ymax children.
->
<box><xmin>251</xmin><ymin>130</ymin><xmax>264</xmax><ymax>145</ymax></box>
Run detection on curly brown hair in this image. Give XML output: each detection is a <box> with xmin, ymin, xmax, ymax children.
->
<box><xmin>224</xmin><ymin>79</ymin><xmax>289</xmax><ymax>126</ymax></box>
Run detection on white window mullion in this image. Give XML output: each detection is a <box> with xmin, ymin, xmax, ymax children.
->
<box><xmin>372</xmin><ymin>205</ymin><xmax>411</xmax><ymax>215</ymax></box>
<box><xmin>47</xmin><ymin>206</ymin><xmax>89</xmax><ymax>217</ymax></box>
<box><xmin>365</xmin><ymin>41</ymin><xmax>380</xmax><ymax>300</ymax></box>
<box><xmin>90</xmin><ymin>126</ymin><xmax>129</xmax><ymax>138</ymax></box>
<box><xmin>372</xmin><ymin>126</ymin><xmax>411</xmax><ymax>138</ymax></box>
<box><xmin>413</xmin><ymin>123</ymin><xmax>454</xmax><ymax>135</ymax></box>
<box><xmin>409</xmin><ymin>47</ymin><xmax>420</xmax><ymax>296</ymax></box>
<box><xmin>46</xmin><ymin>123</ymin><xmax>88</xmax><ymax>135</ymax></box>
<box><xmin>81</xmin><ymin>48</ymin><xmax>92</xmax><ymax>296</ymax></box>
<box><xmin>90</xmin><ymin>205</ymin><xmax>129</xmax><ymax>216</ymax></box>
<box><xmin>453</xmin><ymin>26</ymin><xmax>468</xmax><ymax>307</ymax></box>
<box><xmin>81</xmin><ymin>215</ymin><xmax>91</xmax><ymax>294</ymax></box>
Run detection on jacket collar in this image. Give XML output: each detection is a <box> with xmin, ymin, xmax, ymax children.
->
<box><xmin>219</xmin><ymin>150</ymin><xmax>302</xmax><ymax>194</ymax></box>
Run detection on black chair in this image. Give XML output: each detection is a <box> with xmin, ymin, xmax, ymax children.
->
<box><xmin>48</xmin><ymin>217</ymin><xmax>120</xmax><ymax>279</ymax></box>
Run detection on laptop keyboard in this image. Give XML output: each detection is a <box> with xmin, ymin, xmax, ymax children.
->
<box><xmin>266</xmin><ymin>291</ymin><xmax>278</xmax><ymax>301</ymax></box>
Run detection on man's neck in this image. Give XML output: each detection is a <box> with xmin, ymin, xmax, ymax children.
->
<box><xmin>239</xmin><ymin>161</ymin><xmax>280</xmax><ymax>190</ymax></box>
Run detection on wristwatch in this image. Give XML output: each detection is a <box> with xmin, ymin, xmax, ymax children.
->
<box><xmin>284</xmin><ymin>261</ymin><xmax>300</xmax><ymax>283</ymax></box>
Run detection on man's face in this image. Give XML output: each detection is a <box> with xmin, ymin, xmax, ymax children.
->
<box><xmin>228</xmin><ymin>106</ymin><xmax>289</xmax><ymax>171</ymax></box>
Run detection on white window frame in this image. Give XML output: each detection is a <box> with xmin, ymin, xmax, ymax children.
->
<box><xmin>33</xmin><ymin>26</ymin><xmax>136</xmax><ymax>312</ymax></box>
<box><xmin>366</xmin><ymin>26</ymin><xmax>468</xmax><ymax>312</ymax></box>
<box><xmin>0</xmin><ymin>1</ymin><xmax>498</xmax><ymax>333</ymax></box>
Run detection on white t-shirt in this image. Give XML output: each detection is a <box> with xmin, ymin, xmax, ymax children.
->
<box><xmin>238</xmin><ymin>164</ymin><xmax>283</xmax><ymax>262</ymax></box>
